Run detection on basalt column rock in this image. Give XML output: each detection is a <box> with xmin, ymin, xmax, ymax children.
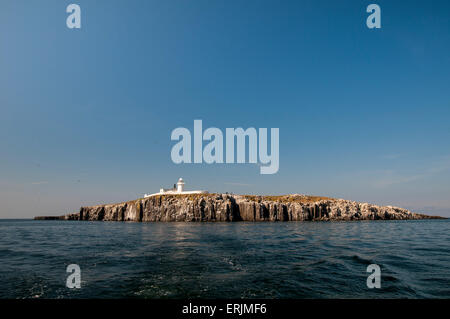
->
<box><xmin>39</xmin><ymin>194</ymin><xmax>443</xmax><ymax>222</ymax></box>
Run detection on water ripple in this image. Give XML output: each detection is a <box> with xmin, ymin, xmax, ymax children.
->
<box><xmin>0</xmin><ymin>219</ymin><xmax>448</xmax><ymax>298</ymax></box>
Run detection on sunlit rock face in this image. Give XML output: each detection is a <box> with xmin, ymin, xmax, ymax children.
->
<box><xmin>37</xmin><ymin>194</ymin><xmax>442</xmax><ymax>222</ymax></box>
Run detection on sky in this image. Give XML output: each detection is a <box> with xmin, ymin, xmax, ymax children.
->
<box><xmin>1</xmin><ymin>0</ymin><xmax>449</xmax><ymax>218</ymax></box>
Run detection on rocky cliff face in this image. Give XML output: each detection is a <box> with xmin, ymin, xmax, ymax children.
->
<box><xmin>37</xmin><ymin>194</ymin><xmax>441</xmax><ymax>221</ymax></box>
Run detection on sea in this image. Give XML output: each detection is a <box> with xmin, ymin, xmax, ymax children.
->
<box><xmin>0</xmin><ymin>219</ymin><xmax>449</xmax><ymax>299</ymax></box>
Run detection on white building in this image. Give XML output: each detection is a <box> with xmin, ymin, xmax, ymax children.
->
<box><xmin>144</xmin><ymin>178</ymin><xmax>208</xmax><ymax>198</ymax></box>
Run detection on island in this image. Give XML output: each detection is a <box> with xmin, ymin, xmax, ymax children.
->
<box><xmin>35</xmin><ymin>193</ymin><xmax>443</xmax><ymax>222</ymax></box>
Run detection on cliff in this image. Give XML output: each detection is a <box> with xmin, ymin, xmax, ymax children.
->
<box><xmin>35</xmin><ymin>194</ymin><xmax>443</xmax><ymax>221</ymax></box>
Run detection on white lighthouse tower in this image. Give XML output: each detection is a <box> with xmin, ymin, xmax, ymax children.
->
<box><xmin>176</xmin><ymin>178</ymin><xmax>185</xmax><ymax>193</ymax></box>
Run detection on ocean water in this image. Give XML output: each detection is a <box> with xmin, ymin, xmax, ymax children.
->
<box><xmin>0</xmin><ymin>219</ymin><xmax>449</xmax><ymax>299</ymax></box>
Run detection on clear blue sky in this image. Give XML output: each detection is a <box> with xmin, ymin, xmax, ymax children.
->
<box><xmin>1</xmin><ymin>0</ymin><xmax>449</xmax><ymax>218</ymax></box>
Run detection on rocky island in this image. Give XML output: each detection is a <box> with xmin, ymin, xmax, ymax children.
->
<box><xmin>34</xmin><ymin>194</ymin><xmax>443</xmax><ymax>221</ymax></box>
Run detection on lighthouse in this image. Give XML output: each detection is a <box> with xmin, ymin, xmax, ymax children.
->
<box><xmin>144</xmin><ymin>178</ymin><xmax>208</xmax><ymax>197</ymax></box>
<box><xmin>177</xmin><ymin>178</ymin><xmax>185</xmax><ymax>193</ymax></box>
